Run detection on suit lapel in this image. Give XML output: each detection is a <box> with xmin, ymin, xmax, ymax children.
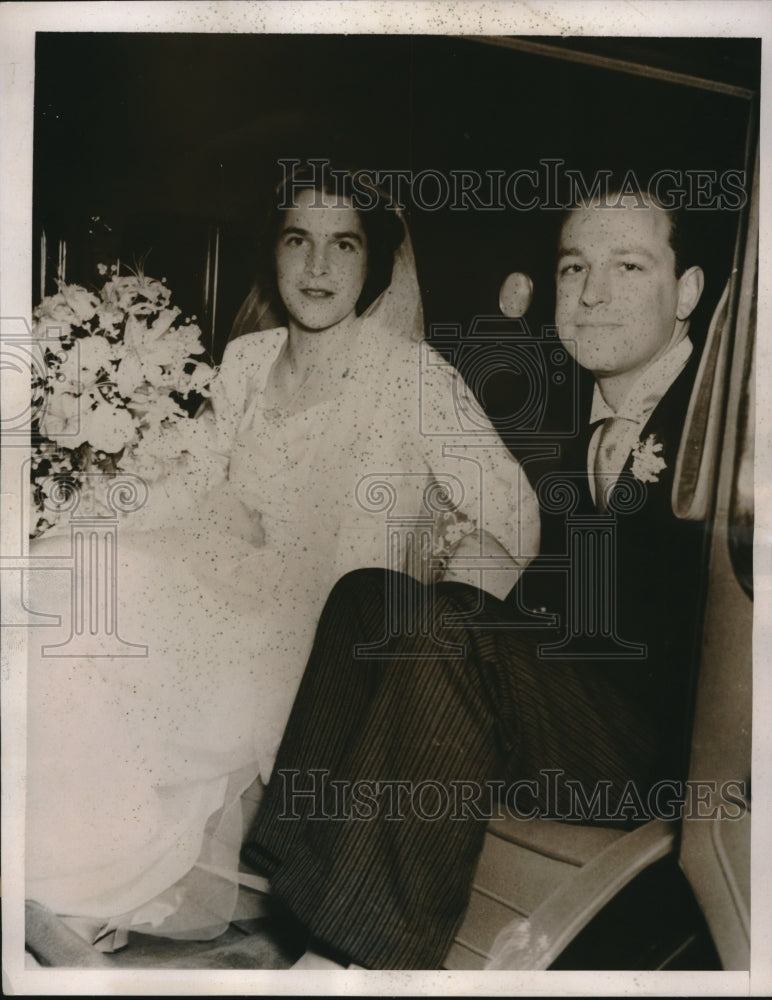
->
<box><xmin>611</xmin><ymin>352</ymin><xmax>700</xmax><ymax>511</ymax></box>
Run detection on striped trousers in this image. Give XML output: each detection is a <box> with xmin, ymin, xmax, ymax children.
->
<box><xmin>241</xmin><ymin>569</ymin><xmax>666</xmax><ymax>969</ymax></box>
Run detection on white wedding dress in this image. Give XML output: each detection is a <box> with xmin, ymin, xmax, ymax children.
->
<box><xmin>24</xmin><ymin>242</ymin><xmax>540</xmax><ymax>946</ymax></box>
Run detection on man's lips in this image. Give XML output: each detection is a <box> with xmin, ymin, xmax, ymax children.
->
<box><xmin>574</xmin><ymin>322</ymin><xmax>623</xmax><ymax>328</ymax></box>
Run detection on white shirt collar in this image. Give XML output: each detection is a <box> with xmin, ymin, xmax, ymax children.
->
<box><xmin>589</xmin><ymin>337</ymin><xmax>693</xmax><ymax>426</ymax></box>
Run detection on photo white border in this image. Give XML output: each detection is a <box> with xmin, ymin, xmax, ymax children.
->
<box><xmin>2</xmin><ymin>2</ymin><xmax>770</xmax><ymax>996</ymax></box>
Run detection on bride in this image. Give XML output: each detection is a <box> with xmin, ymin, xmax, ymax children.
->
<box><xmin>25</xmin><ymin>163</ymin><xmax>540</xmax><ymax>952</ymax></box>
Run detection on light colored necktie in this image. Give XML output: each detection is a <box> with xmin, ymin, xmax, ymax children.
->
<box><xmin>593</xmin><ymin>416</ymin><xmax>635</xmax><ymax>511</ymax></box>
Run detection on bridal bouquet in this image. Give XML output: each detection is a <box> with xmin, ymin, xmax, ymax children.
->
<box><xmin>30</xmin><ymin>267</ymin><xmax>219</xmax><ymax>538</ymax></box>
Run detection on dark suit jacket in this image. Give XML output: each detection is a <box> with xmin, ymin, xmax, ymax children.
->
<box><xmin>511</xmin><ymin>351</ymin><xmax>709</xmax><ymax>778</ymax></box>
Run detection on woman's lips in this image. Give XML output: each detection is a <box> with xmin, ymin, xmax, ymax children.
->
<box><xmin>301</xmin><ymin>288</ymin><xmax>333</xmax><ymax>298</ymax></box>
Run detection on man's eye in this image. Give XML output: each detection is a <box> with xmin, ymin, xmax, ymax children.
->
<box><xmin>620</xmin><ymin>261</ymin><xmax>642</xmax><ymax>272</ymax></box>
<box><xmin>284</xmin><ymin>235</ymin><xmax>304</xmax><ymax>247</ymax></box>
<box><xmin>336</xmin><ymin>240</ymin><xmax>356</xmax><ymax>252</ymax></box>
<box><xmin>559</xmin><ymin>263</ymin><xmax>584</xmax><ymax>276</ymax></box>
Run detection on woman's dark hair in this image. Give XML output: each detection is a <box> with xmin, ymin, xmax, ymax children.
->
<box><xmin>256</xmin><ymin>161</ymin><xmax>406</xmax><ymax>323</ymax></box>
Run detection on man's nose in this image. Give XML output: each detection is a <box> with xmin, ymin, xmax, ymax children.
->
<box><xmin>580</xmin><ymin>267</ymin><xmax>611</xmax><ymax>307</ymax></box>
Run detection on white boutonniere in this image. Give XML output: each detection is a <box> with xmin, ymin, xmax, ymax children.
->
<box><xmin>630</xmin><ymin>433</ymin><xmax>667</xmax><ymax>483</ymax></box>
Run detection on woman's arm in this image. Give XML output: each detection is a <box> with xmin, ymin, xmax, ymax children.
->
<box><xmin>416</xmin><ymin>344</ymin><xmax>541</xmax><ymax>598</ymax></box>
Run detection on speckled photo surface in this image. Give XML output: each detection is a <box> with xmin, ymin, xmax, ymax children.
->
<box><xmin>1</xmin><ymin>2</ymin><xmax>769</xmax><ymax>996</ymax></box>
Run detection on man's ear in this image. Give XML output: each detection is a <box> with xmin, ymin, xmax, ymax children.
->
<box><xmin>676</xmin><ymin>265</ymin><xmax>705</xmax><ymax>321</ymax></box>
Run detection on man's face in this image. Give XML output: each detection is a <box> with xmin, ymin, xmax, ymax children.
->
<box><xmin>555</xmin><ymin>199</ymin><xmax>683</xmax><ymax>378</ymax></box>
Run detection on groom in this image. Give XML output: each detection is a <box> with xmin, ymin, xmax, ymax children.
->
<box><xmin>240</xmin><ymin>187</ymin><xmax>710</xmax><ymax>969</ymax></box>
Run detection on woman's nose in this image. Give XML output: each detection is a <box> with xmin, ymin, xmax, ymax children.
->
<box><xmin>580</xmin><ymin>267</ymin><xmax>611</xmax><ymax>307</ymax></box>
<box><xmin>307</xmin><ymin>244</ymin><xmax>329</xmax><ymax>276</ymax></box>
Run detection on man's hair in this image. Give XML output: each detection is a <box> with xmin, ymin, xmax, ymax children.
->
<box><xmin>560</xmin><ymin>178</ymin><xmax>687</xmax><ymax>278</ymax></box>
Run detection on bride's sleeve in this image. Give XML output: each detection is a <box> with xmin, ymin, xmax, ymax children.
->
<box><xmin>208</xmin><ymin>329</ymin><xmax>285</xmax><ymax>454</ymax></box>
<box><xmin>164</xmin><ymin>340</ymin><xmax>252</xmax><ymax>498</ymax></box>
<box><xmin>208</xmin><ymin>337</ymin><xmax>252</xmax><ymax>456</ymax></box>
<box><xmin>416</xmin><ymin>347</ymin><xmax>541</xmax><ymax>598</ymax></box>
<box><xmin>158</xmin><ymin>335</ymin><xmax>258</xmax><ymax>508</ymax></box>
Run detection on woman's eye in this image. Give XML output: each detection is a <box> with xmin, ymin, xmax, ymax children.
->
<box><xmin>336</xmin><ymin>240</ymin><xmax>356</xmax><ymax>252</ymax></box>
<box><xmin>620</xmin><ymin>261</ymin><xmax>642</xmax><ymax>272</ymax></box>
<box><xmin>284</xmin><ymin>235</ymin><xmax>304</xmax><ymax>248</ymax></box>
<box><xmin>559</xmin><ymin>263</ymin><xmax>584</xmax><ymax>276</ymax></box>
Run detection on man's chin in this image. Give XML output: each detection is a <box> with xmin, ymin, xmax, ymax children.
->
<box><xmin>558</xmin><ymin>340</ymin><xmax>621</xmax><ymax>375</ymax></box>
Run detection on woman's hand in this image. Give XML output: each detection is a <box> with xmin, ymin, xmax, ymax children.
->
<box><xmin>442</xmin><ymin>530</ymin><xmax>523</xmax><ymax>601</ymax></box>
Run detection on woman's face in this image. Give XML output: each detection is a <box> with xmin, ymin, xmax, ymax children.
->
<box><xmin>276</xmin><ymin>188</ymin><xmax>368</xmax><ymax>333</ymax></box>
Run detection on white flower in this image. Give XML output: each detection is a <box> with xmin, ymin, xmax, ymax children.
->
<box><xmin>52</xmin><ymin>348</ymin><xmax>85</xmax><ymax>394</ymax></box>
<box><xmin>34</xmin><ymin>293</ymin><xmax>74</xmax><ymax>324</ymax></box>
<box><xmin>34</xmin><ymin>284</ymin><xmax>100</xmax><ymax>334</ymax></box>
<box><xmin>113</xmin><ymin>352</ymin><xmax>147</xmax><ymax>399</ymax></box>
<box><xmin>103</xmin><ymin>274</ymin><xmax>172</xmax><ymax>314</ymax></box>
<box><xmin>95</xmin><ymin>304</ymin><xmax>124</xmax><ymax>335</ymax></box>
<box><xmin>31</xmin><ymin>271</ymin><xmax>212</xmax><ymax>538</ymax></box>
<box><xmin>178</xmin><ymin>359</ymin><xmax>215</xmax><ymax>397</ymax></box>
<box><xmin>630</xmin><ymin>434</ymin><xmax>667</xmax><ymax>483</ymax></box>
<box><xmin>79</xmin><ymin>334</ymin><xmax>118</xmax><ymax>372</ymax></box>
<box><xmin>32</xmin><ymin>312</ymin><xmax>73</xmax><ymax>346</ymax></box>
<box><xmin>150</xmin><ymin>318</ymin><xmax>205</xmax><ymax>370</ymax></box>
<box><xmin>122</xmin><ymin>312</ymin><xmax>198</xmax><ymax>388</ymax></box>
<box><xmin>60</xmin><ymin>283</ymin><xmax>101</xmax><ymax>324</ymax></box>
<box><xmin>38</xmin><ymin>386</ymin><xmax>83</xmax><ymax>446</ymax></box>
<box><xmin>135</xmin><ymin>393</ymin><xmax>187</xmax><ymax>428</ymax></box>
<box><xmin>434</xmin><ymin>509</ymin><xmax>476</xmax><ymax>556</ymax></box>
<box><xmin>33</xmin><ymin>294</ymin><xmax>79</xmax><ymax>345</ymax></box>
<box><xmin>50</xmin><ymin>336</ymin><xmax>116</xmax><ymax>396</ymax></box>
<box><xmin>147</xmin><ymin>306</ymin><xmax>180</xmax><ymax>340</ymax></box>
<box><xmin>79</xmin><ymin>398</ymin><xmax>136</xmax><ymax>454</ymax></box>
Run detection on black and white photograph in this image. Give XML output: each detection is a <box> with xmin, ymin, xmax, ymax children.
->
<box><xmin>1</xmin><ymin>2</ymin><xmax>769</xmax><ymax>995</ymax></box>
